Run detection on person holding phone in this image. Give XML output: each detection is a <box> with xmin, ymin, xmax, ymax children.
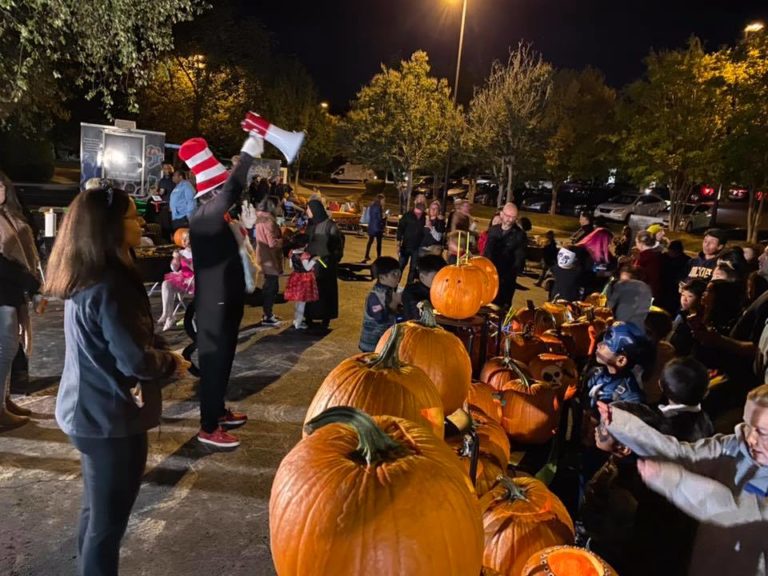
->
<box><xmin>45</xmin><ymin>186</ymin><xmax>189</xmax><ymax>576</ymax></box>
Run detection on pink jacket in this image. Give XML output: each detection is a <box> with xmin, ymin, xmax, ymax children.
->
<box><xmin>254</xmin><ymin>212</ymin><xmax>283</xmax><ymax>276</ymax></box>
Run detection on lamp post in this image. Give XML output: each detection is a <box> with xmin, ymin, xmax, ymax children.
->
<box><xmin>441</xmin><ymin>0</ymin><xmax>469</xmax><ymax>212</ymax></box>
<box><xmin>745</xmin><ymin>21</ymin><xmax>765</xmax><ymax>35</ymax></box>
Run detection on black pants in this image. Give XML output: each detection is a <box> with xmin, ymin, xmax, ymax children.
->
<box><xmin>399</xmin><ymin>249</ymin><xmax>419</xmax><ymax>284</ymax></box>
<box><xmin>171</xmin><ymin>217</ymin><xmax>189</xmax><ymax>231</ymax></box>
<box><xmin>262</xmin><ymin>274</ymin><xmax>279</xmax><ymax>317</ymax></box>
<box><xmin>364</xmin><ymin>233</ymin><xmax>383</xmax><ymax>260</ymax></box>
<box><xmin>70</xmin><ymin>433</ymin><xmax>148</xmax><ymax>576</ymax></box>
<box><xmin>494</xmin><ymin>274</ymin><xmax>517</xmax><ymax>309</ymax></box>
<box><xmin>197</xmin><ymin>293</ymin><xmax>244</xmax><ymax>432</ymax></box>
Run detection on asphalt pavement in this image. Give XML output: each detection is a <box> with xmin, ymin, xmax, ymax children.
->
<box><xmin>0</xmin><ymin>230</ymin><xmax>549</xmax><ymax>576</ymax></box>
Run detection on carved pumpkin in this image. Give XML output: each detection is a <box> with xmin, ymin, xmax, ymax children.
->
<box><xmin>305</xmin><ymin>325</ymin><xmax>444</xmax><ymax>438</ymax></box>
<box><xmin>528</xmin><ymin>353</ymin><xmax>580</xmax><ymax>402</ymax></box>
<box><xmin>467</xmin><ymin>381</ymin><xmax>503</xmax><ymax>423</ymax></box>
<box><xmin>492</xmin><ymin>361</ymin><xmax>563</xmax><ymax>444</ymax></box>
<box><xmin>521</xmin><ymin>546</ymin><xmax>618</xmax><ymax>576</ymax></box>
<box><xmin>510</xmin><ymin>301</ymin><xmax>558</xmax><ymax>335</ymax></box>
<box><xmin>480</xmin><ymin>476</ymin><xmax>574</xmax><ymax>576</ymax></box>
<box><xmin>482</xmin><ymin>567</ymin><xmax>504</xmax><ymax>576</ymax></box>
<box><xmin>376</xmin><ymin>301</ymin><xmax>471</xmax><ymax>414</ymax></box>
<box><xmin>560</xmin><ymin>321</ymin><xmax>592</xmax><ymax>358</ymax></box>
<box><xmin>431</xmin><ymin>263</ymin><xmax>487</xmax><ymax>320</ymax></box>
<box><xmin>469</xmin><ymin>255</ymin><xmax>499</xmax><ymax>305</ymax></box>
<box><xmin>271</xmin><ymin>407</ymin><xmax>484</xmax><ymax>575</ymax></box>
<box><xmin>172</xmin><ymin>227</ymin><xmax>189</xmax><ymax>247</ymax></box>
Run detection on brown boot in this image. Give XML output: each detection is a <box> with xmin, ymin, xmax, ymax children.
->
<box><xmin>6</xmin><ymin>396</ymin><xmax>31</xmax><ymax>417</ymax></box>
<box><xmin>0</xmin><ymin>410</ymin><xmax>29</xmax><ymax>430</ymax></box>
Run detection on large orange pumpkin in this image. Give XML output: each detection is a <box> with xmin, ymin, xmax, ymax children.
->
<box><xmin>467</xmin><ymin>381</ymin><xmax>503</xmax><ymax>423</ymax></box>
<box><xmin>521</xmin><ymin>546</ymin><xmax>618</xmax><ymax>576</ymax></box>
<box><xmin>492</xmin><ymin>361</ymin><xmax>563</xmax><ymax>445</ymax></box>
<box><xmin>445</xmin><ymin>433</ymin><xmax>503</xmax><ymax>498</ymax></box>
<box><xmin>480</xmin><ymin>476</ymin><xmax>575</xmax><ymax>576</ymax></box>
<box><xmin>376</xmin><ymin>301</ymin><xmax>471</xmax><ymax>414</ymax></box>
<box><xmin>470</xmin><ymin>407</ymin><xmax>511</xmax><ymax>470</ymax></box>
<box><xmin>469</xmin><ymin>255</ymin><xmax>499</xmax><ymax>305</ymax></box>
<box><xmin>304</xmin><ymin>325</ymin><xmax>444</xmax><ymax>437</ymax></box>
<box><xmin>271</xmin><ymin>407</ymin><xmax>484</xmax><ymax>575</ymax></box>
<box><xmin>560</xmin><ymin>321</ymin><xmax>591</xmax><ymax>358</ymax></box>
<box><xmin>173</xmin><ymin>227</ymin><xmax>189</xmax><ymax>247</ymax></box>
<box><xmin>528</xmin><ymin>353</ymin><xmax>580</xmax><ymax>402</ymax></box>
<box><xmin>431</xmin><ymin>263</ymin><xmax>487</xmax><ymax>320</ymax></box>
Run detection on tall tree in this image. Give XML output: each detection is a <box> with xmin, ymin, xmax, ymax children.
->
<box><xmin>543</xmin><ymin>68</ymin><xmax>617</xmax><ymax>214</ymax></box>
<box><xmin>467</xmin><ymin>43</ymin><xmax>553</xmax><ymax>205</ymax></box>
<box><xmin>345</xmin><ymin>51</ymin><xmax>463</xmax><ymax>213</ymax></box>
<box><xmin>0</xmin><ymin>0</ymin><xmax>206</xmax><ymax>128</ymax></box>
<box><xmin>716</xmin><ymin>29</ymin><xmax>768</xmax><ymax>242</ymax></box>
<box><xmin>617</xmin><ymin>38</ymin><xmax>728</xmax><ymax>231</ymax></box>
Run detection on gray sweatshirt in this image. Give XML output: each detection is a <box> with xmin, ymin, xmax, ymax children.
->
<box><xmin>607</xmin><ymin>407</ymin><xmax>768</xmax><ymax>575</ymax></box>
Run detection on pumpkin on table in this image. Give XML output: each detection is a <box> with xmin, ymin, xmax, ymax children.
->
<box><xmin>376</xmin><ymin>301</ymin><xmax>471</xmax><ymax>414</ymax></box>
<box><xmin>430</xmin><ymin>258</ymin><xmax>487</xmax><ymax>320</ymax></box>
<box><xmin>304</xmin><ymin>324</ymin><xmax>444</xmax><ymax>438</ymax></box>
<box><xmin>270</xmin><ymin>407</ymin><xmax>484</xmax><ymax>576</ymax></box>
<box><xmin>521</xmin><ymin>545</ymin><xmax>618</xmax><ymax>576</ymax></box>
<box><xmin>469</xmin><ymin>255</ymin><xmax>499</xmax><ymax>305</ymax></box>
<box><xmin>480</xmin><ymin>476</ymin><xmax>574</xmax><ymax>576</ymax></box>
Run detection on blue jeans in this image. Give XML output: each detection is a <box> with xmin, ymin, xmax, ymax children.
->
<box><xmin>0</xmin><ymin>306</ymin><xmax>19</xmax><ymax>409</ymax></box>
<box><xmin>70</xmin><ymin>433</ymin><xmax>148</xmax><ymax>576</ymax></box>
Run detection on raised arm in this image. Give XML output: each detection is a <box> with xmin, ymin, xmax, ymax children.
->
<box><xmin>605</xmin><ymin>405</ymin><xmax>735</xmax><ymax>465</ymax></box>
<box><xmin>638</xmin><ymin>460</ymin><xmax>768</xmax><ymax>527</ymax></box>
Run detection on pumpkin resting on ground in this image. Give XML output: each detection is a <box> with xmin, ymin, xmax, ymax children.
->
<box><xmin>376</xmin><ymin>301</ymin><xmax>471</xmax><ymax>414</ymax></box>
<box><xmin>467</xmin><ymin>381</ymin><xmax>503</xmax><ymax>423</ymax></box>
<box><xmin>521</xmin><ymin>545</ymin><xmax>618</xmax><ymax>576</ymax></box>
<box><xmin>270</xmin><ymin>407</ymin><xmax>484</xmax><ymax>576</ymax></box>
<box><xmin>304</xmin><ymin>325</ymin><xmax>444</xmax><ymax>437</ymax></box>
<box><xmin>480</xmin><ymin>476</ymin><xmax>574</xmax><ymax>576</ymax></box>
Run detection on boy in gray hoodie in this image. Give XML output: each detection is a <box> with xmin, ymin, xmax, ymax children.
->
<box><xmin>599</xmin><ymin>384</ymin><xmax>768</xmax><ymax>576</ymax></box>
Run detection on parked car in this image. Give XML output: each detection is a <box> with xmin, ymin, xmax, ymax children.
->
<box><xmin>520</xmin><ymin>192</ymin><xmax>553</xmax><ymax>213</ymax></box>
<box><xmin>628</xmin><ymin>202</ymin><xmax>713</xmax><ymax>233</ymax></box>
<box><xmin>595</xmin><ymin>192</ymin><xmax>666</xmax><ymax>223</ymax></box>
<box><xmin>330</xmin><ymin>163</ymin><xmax>377</xmax><ymax>184</ymax></box>
<box><xmin>688</xmin><ymin>184</ymin><xmax>717</xmax><ymax>203</ymax></box>
<box><xmin>556</xmin><ymin>184</ymin><xmax>614</xmax><ymax>216</ymax></box>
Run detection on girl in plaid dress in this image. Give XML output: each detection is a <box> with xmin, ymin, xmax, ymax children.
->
<box><xmin>284</xmin><ymin>234</ymin><xmax>319</xmax><ymax>330</ymax></box>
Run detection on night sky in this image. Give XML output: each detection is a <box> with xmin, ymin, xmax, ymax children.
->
<box><xmin>252</xmin><ymin>0</ymin><xmax>767</xmax><ymax>111</ymax></box>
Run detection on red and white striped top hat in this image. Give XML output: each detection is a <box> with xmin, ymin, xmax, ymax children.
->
<box><xmin>178</xmin><ymin>138</ymin><xmax>229</xmax><ymax>198</ymax></box>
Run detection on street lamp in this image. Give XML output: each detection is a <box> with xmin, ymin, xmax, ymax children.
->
<box><xmin>441</xmin><ymin>0</ymin><xmax>469</xmax><ymax>212</ymax></box>
<box><xmin>320</xmin><ymin>101</ymin><xmax>329</xmax><ymax>111</ymax></box>
<box><xmin>745</xmin><ymin>21</ymin><xmax>765</xmax><ymax>34</ymax></box>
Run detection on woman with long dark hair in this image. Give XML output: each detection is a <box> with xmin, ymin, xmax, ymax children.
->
<box><xmin>304</xmin><ymin>199</ymin><xmax>343</xmax><ymax>329</ymax></box>
<box><xmin>0</xmin><ymin>171</ymin><xmax>41</xmax><ymax>429</ymax></box>
<box><xmin>45</xmin><ymin>186</ymin><xmax>188</xmax><ymax>576</ymax></box>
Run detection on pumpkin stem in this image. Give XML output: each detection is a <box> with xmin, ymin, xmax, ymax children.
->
<box><xmin>507</xmin><ymin>358</ymin><xmax>532</xmax><ymax>390</ymax></box>
<box><xmin>365</xmin><ymin>322</ymin><xmax>402</xmax><ymax>370</ymax></box>
<box><xmin>495</xmin><ymin>475</ymin><xmax>529</xmax><ymax>502</ymax></box>
<box><xmin>417</xmin><ymin>300</ymin><xmax>439</xmax><ymax>328</ymax></box>
<box><xmin>304</xmin><ymin>406</ymin><xmax>407</xmax><ymax>466</ymax></box>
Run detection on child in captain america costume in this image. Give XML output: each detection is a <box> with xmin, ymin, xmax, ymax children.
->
<box><xmin>585</xmin><ymin>321</ymin><xmax>653</xmax><ymax>408</ymax></box>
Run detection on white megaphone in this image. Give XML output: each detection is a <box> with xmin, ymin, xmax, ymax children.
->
<box><xmin>241</xmin><ymin>112</ymin><xmax>305</xmax><ymax>164</ymax></box>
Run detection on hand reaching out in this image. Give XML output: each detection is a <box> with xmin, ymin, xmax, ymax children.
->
<box><xmin>241</xmin><ymin>200</ymin><xmax>257</xmax><ymax>229</ymax></box>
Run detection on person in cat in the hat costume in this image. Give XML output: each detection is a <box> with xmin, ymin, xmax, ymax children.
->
<box><xmin>178</xmin><ymin>114</ymin><xmax>264</xmax><ymax>449</ymax></box>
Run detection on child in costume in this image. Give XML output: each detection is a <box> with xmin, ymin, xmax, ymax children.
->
<box><xmin>284</xmin><ymin>233</ymin><xmax>319</xmax><ymax>330</ymax></box>
<box><xmin>158</xmin><ymin>230</ymin><xmax>194</xmax><ymax>331</ymax></box>
<box><xmin>358</xmin><ymin>257</ymin><xmax>402</xmax><ymax>352</ymax></box>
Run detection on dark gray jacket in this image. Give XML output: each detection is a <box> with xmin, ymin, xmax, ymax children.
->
<box><xmin>55</xmin><ymin>281</ymin><xmax>174</xmax><ymax>438</ymax></box>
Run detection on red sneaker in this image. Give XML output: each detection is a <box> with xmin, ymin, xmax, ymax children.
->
<box><xmin>218</xmin><ymin>408</ymin><xmax>248</xmax><ymax>428</ymax></box>
<box><xmin>197</xmin><ymin>427</ymin><xmax>240</xmax><ymax>448</ymax></box>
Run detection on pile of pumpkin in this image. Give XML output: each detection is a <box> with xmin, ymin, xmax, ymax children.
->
<box><xmin>269</xmin><ymin>290</ymin><xmax>618</xmax><ymax>575</ymax></box>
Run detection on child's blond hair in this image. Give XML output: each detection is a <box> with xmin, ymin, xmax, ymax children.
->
<box><xmin>747</xmin><ymin>384</ymin><xmax>768</xmax><ymax>408</ymax></box>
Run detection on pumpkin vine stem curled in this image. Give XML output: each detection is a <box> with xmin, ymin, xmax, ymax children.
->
<box><xmin>365</xmin><ymin>322</ymin><xmax>402</xmax><ymax>370</ymax></box>
<box><xmin>304</xmin><ymin>406</ymin><xmax>407</xmax><ymax>466</ymax></box>
<box><xmin>417</xmin><ymin>300</ymin><xmax>439</xmax><ymax>328</ymax></box>
<box><xmin>495</xmin><ymin>475</ymin><xmax>529</xmax><ymax>502</ymax></box>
